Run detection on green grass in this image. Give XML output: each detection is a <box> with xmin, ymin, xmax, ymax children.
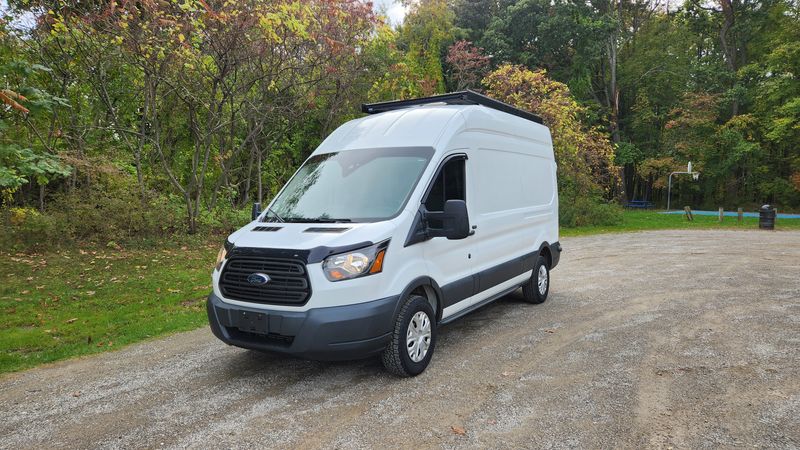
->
<box><xmin>2</xmin><ymin>210</ymin><xmax>799</xmax><ymax>375</ymax></box>
<box><xmin>0</xmin><ymin>235</ymin><xmax>221</xmax><ymax>374</ymax></box>
<box><xmin>560</xmin><ymin>209</ymin><xmax>800</xmax><ymax>237</ymax></box>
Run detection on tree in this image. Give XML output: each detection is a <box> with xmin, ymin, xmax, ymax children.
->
<box><xmin>30</xmin><ymin>0</ymin><xmax>380</xmax><ymax>232</ymax></box>
<box><xmin>396</xmin><ymin>0</ymin><xmax>454</xmax><ymax>95</ymax></box>
<box><xmin>445</xmin><ymin>40</ymin><xmax>490</xmax><ymax>90</ymax></box>
<box><xmin>0</xmin><ymin>21</ymin><xmax>71</xmax><ymax>208</ymax></box>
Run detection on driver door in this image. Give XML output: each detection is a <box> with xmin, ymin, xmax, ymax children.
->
<box><xmin>420</xmin><ymin>152</ymin><xmax>477</xmax><ymax>319</ymax></box>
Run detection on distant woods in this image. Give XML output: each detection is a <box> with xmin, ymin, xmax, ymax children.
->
<box><xmin>1</xmin><ymin>0</ymin><xmax>798</xmax><ymax>243</ymax></box>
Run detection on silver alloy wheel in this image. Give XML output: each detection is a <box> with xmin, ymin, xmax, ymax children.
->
<box><xmin>406</xmin><ymin>311</ymin><xmax>432</xmax><ymax>363</ymax></box>
<box><xmin>537</xmin><ymin>265</ymin><xmax>548</xmax><ymax>296</ymax></box>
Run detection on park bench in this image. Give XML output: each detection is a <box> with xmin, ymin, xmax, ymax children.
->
<box><xmin>625</xmin><ymin>200</ymin><xmax>654</xmax><ymax>209</ymax></box>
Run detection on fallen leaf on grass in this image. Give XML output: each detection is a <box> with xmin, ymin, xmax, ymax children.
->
<box><xmin>180</xmin><ymin>298</ymin><xmax>203</xmax><ymax>307</ymax></box>
<box><xmin>85</xmin><ymin>291</ymin><xmax>96</xmax><ymax>296</ymax></box>
<box><xmin>451</xmin><ymin>426</ymin><xmax>466</xmax><ymax>436</ymax></box>
<box><xmin>65</xmin><ymin>318</ymin><xmax>78</xmax><ymax>324</ymax></box>
<box><xmin>167</xmin><ymin>288</ymin><xmax>181</xmax><ymax>293</ymax></box>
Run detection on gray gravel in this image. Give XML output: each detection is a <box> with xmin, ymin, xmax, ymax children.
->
<box><xmin>1</xmin><ymin>229</ymin><xmax>799</xmax><ymax>449</ymax></box>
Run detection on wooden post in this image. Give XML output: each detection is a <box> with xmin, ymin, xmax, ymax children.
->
<box><xmin>684</xmin><ymin>206</ymin><xmax>693</xmax><ymax>221</ymax></box>
<box><xmin>719</xmin><ymin>207</ymin><xmax>724</xmax><ymax>222</ymax></box>
<box><xmin>737</xmin><ymin>207</ymin><xmax>743</xmax><ymax>224</ymax></box>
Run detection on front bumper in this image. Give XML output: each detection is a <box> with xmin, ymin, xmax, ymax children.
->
<box><xmin>207</xmin><ymin>293</ymin><xmax>398</xmax><ymax>361</ymax></box>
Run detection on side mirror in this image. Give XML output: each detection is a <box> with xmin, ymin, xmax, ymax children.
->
<box><xmin>426</xmin><ymin>199</ymin><xmax>471</xmax><ymax>240</ymax></box>
<box><xmin>251</xmin><ymin>202</ymin><xmax>262</xmax><ymax>221</ymax></box>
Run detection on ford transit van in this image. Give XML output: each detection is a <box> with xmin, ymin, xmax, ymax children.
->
<box><xmin>207</xmin><ymin>91</ymin><xmax>561</xmax><ymax>376</ymax></box>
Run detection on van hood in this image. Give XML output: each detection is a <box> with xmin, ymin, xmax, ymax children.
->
<box><xmin>226</xmin><ymin>219</ymin><xmax>400</xmax><ymax>255</ymax></box>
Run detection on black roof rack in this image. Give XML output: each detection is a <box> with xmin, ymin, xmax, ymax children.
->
<box><xmin>361</xmin><ymin>89</ymin><xmax>543</xmax><ymax>124</ymax></box>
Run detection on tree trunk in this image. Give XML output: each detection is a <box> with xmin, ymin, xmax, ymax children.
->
<box><xmin>185</xmin><ymin>192</ymin><xmax>197</xmax><ymax>234</ymax></box>
<box><xmin>242</xmin><ymin>144</ymin><xmax>255</xmax><ymax>207</ymax></box>
<box><xmin>607</xmin><ymin>0</ymin><xmax>625</xmax><ymax>203</ymax></box>
<box><xmin>718</xmin><ymin>0</ymin><xmax>739</xmax><ymax>116</ymax></box>
<box><xmin>257</xmin><ymin>149</ymin><xmax>263</xmax><ymax>205</ymax></box>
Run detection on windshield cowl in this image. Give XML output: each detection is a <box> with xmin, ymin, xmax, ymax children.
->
<box><xmin>261</xmin><ymin>216</ymin><xmax>353</xmax><ymax>224</ymax></box>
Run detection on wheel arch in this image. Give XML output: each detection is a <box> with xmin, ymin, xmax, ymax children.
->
<box><xmin>537</xmin><ymin>241</ymin><xmax>553</xmax><ymax>269</ymax></box>
<box><xmin>395</xmin><ymin>276</ymin><xmax>444</xmax><ymax>323</ymax></box>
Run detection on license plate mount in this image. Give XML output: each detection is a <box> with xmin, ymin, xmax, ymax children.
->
<box><xmin>234</xmin><ymin>310</ymin><xmax>268</xmax><ymax>335</ymax></box>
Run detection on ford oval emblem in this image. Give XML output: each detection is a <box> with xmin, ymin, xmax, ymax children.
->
<box><xmin>247</xmin><ymin>273</ymin><xmax>271</xmax><ymax>285</ymax></box>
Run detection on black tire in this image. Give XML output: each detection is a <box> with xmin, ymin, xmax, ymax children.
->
<box><xmin>381</xmin><ymin>295</ymin><xmax>437</xmax><ymax>377</ymax></box>
<box><xmin>522</xmin><ymin>255</ymin><xmax>549</xmax><ymax>304</ymax></box>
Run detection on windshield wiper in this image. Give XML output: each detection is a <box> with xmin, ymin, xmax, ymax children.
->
<box><xmin>304</xmin><ymin>217</ymin><xmax>353</xmax><ymax>223</ymax></box>
<box><xmin>262</xmin><ymin>207</ymin><xmax>285</xmax><ymax>223</ymax></box>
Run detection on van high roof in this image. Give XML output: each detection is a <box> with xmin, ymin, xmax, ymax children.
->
<box><xmin>316</xmin><ymin>91</ymin><xmax>550</xmax><ymax>154</ymax></box>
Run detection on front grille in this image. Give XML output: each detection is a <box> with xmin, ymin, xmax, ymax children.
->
<box><xmin>219</xmin><ymin>257</ymin><xmax>310</xmax><ymax>305</ymax></box>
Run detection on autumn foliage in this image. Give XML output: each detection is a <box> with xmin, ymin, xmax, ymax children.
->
<box><xmin>446</xmin><ymin>40</ymin><xmax>490</xmax><ymax>90</ymax></box>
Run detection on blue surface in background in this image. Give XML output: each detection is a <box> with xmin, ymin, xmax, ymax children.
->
<box><xmin>661</xmin><ymin>210</ymin><xmax>800</xmax><ymax>219</ymax></box>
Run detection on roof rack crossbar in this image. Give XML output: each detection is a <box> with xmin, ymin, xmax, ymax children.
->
<box><xmin>361</xmin><ymin>90</ymin><xmax>543</xmax><ymax>124</ymax></box>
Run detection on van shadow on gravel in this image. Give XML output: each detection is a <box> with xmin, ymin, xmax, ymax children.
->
<box><xmin>210</xmin><ymin>290</ymin><xmax>529</xmax><ymax>384</ymax></box>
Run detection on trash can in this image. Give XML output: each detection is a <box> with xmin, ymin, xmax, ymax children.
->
<box><xmin>759</xmin><ymin>204</ymin><xmax>776</xmax><ymax>230</ymax></box>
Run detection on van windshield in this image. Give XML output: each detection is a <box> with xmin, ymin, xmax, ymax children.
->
<box><xmin>267</xmin><ymin>147</ymin><xmax>434</xmax><ymax>223</ymax></box>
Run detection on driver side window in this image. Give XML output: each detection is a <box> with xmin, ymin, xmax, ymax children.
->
<box><xmin>424</xmin><ymin>156</ymin><xmax>466</xmax><ymax>229</ymax></box>
<box><xmin>425</xmin><ymin>156</ymin><xmax>465</xmax><ymax>212</ymax></box>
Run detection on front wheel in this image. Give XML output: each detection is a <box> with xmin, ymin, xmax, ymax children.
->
<box><xmin>522</xmin><ymin>255</ymin><xmax>549</xmax><ymax>304</ymax></box>
<box><xmin>381</xmin><ymin>295</ymin><xmax>436</xmax><ymax>377</ymax></box>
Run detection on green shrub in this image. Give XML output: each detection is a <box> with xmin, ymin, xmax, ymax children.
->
<box><xmin>0</xmin><ymin>207</ymin><xmax>59</xmax><ymax>249</ymax></box>
<box><xmin>1</xmin><ymin>188</ymin><xmax>187</xmax><ymax>251</ymax></box>
<box><xmin>198</xmin><ymin>203</ymin><xmax>251</xmax><ymax>234</ymax></box>
<box><xmin>560</xmin><ymin>196</ymin><xmax>623</xmax><ymax>228</ymax></box>
<box><xmin>0</xmin><ymin>182</ymin><xmax>257</xmax><ymax>251</ymax></box>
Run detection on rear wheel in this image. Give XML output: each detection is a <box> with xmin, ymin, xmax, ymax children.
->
<box><xmin>381</xmin><ymin>295</ymin><xmax>436</xmax><ymax>377</ymax></box>
<box><xmin>522</xmin><ymin>255</ymin><xmax>549</xmax><ymax>304</ymax></box>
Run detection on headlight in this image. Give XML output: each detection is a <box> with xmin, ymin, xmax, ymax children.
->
<box><xmin>215</xmin><ymin>240</ymin><xmax>233</xmax><ymax>271</ymax></box>
<box><xmin>322</xmin><ymin>241</ymin><xmax>389</xmax><ymax>281</ymax></box>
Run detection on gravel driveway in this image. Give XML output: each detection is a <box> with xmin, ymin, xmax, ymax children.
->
<box><xmin>2</xmin><ymin>230</ymin><xmax>799</xmax><ymax>449</ymax></box>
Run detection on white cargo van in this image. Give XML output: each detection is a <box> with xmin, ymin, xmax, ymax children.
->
<box><xmin>208</xmin><ymin>91</ymin><xmax>561</xmax><ymax>376</ymax></box>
